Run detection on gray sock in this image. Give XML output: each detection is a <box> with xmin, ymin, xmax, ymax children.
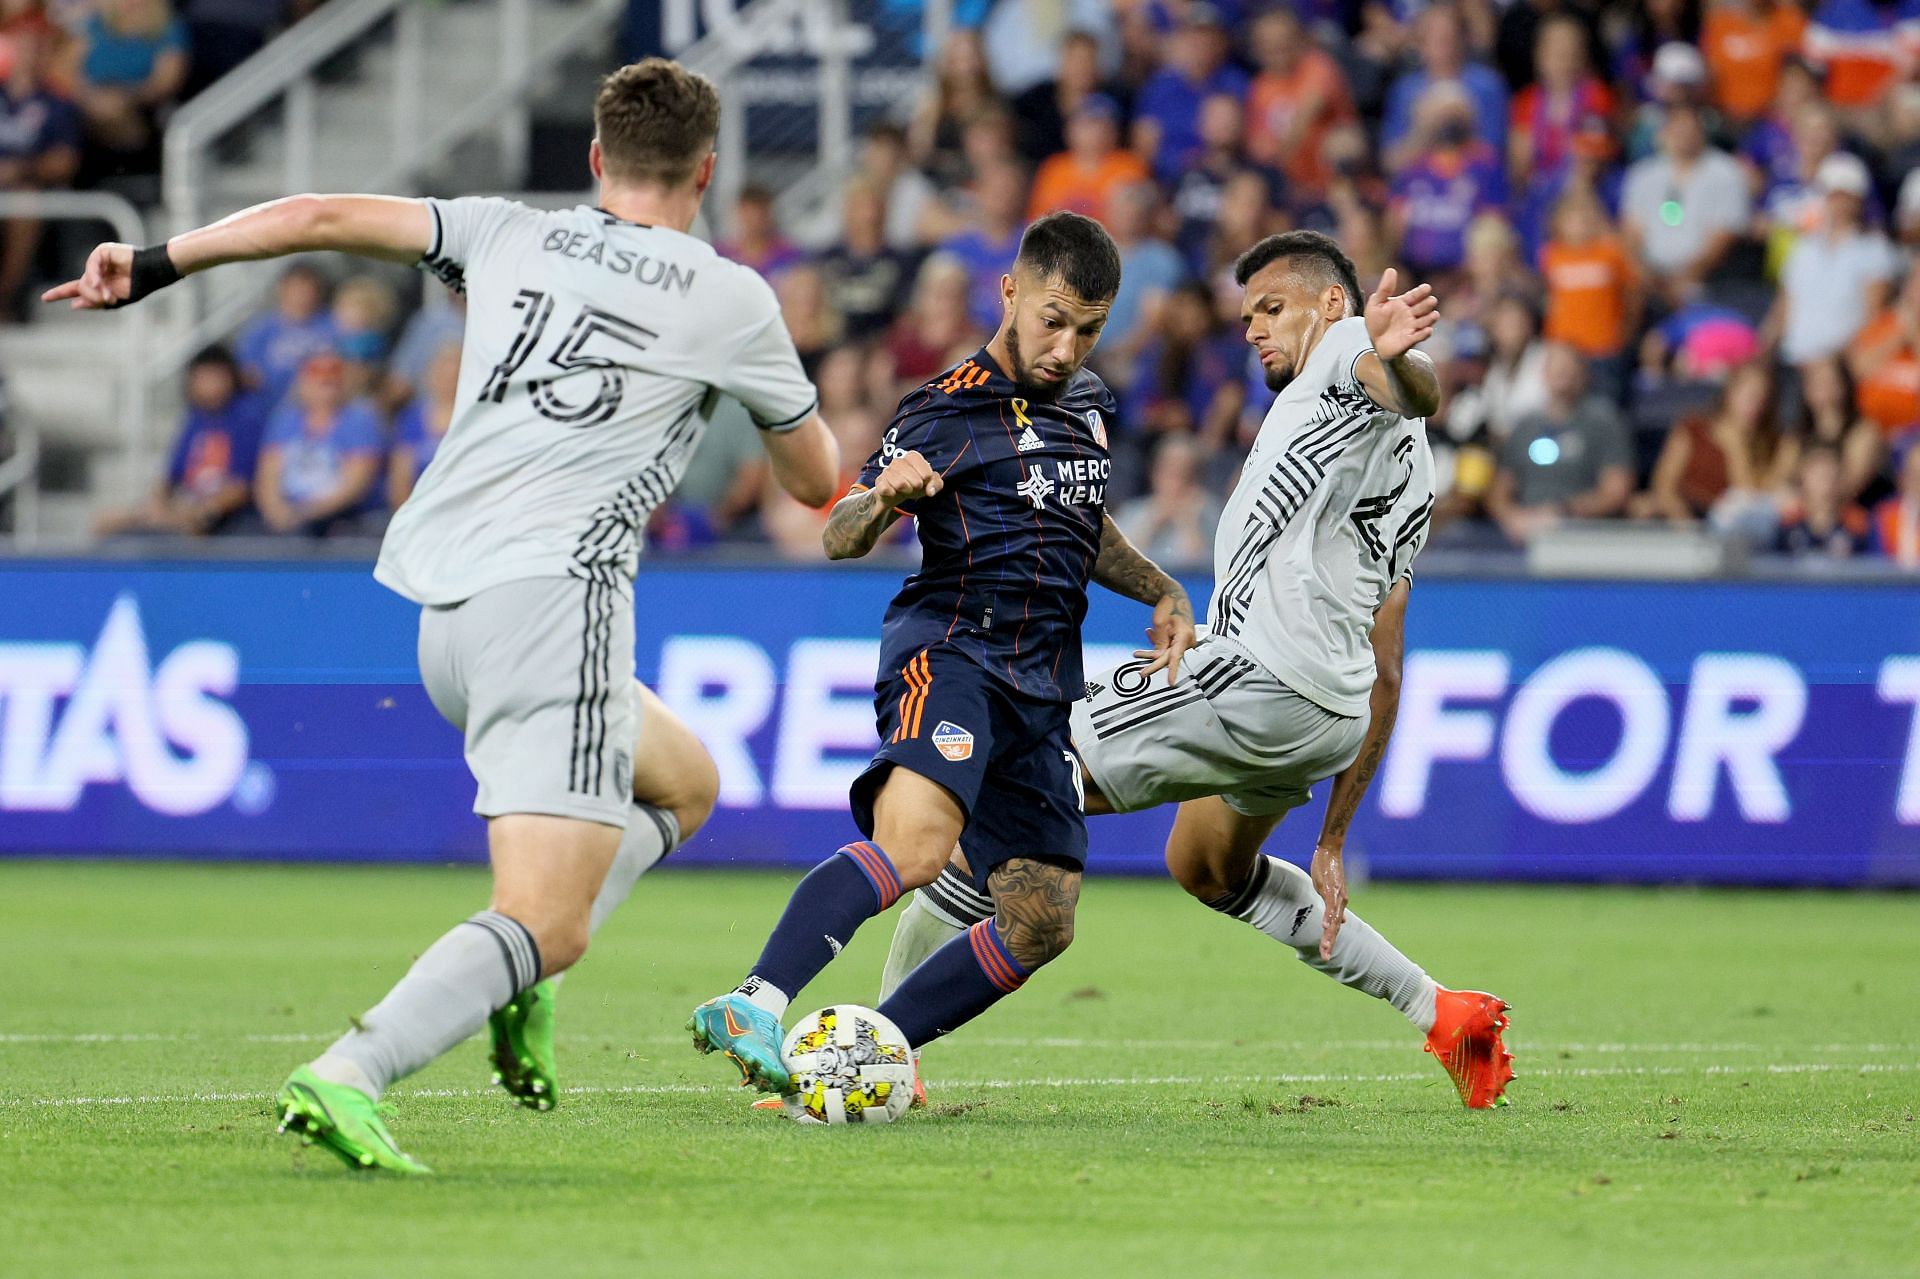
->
<box><xmin>1208</xmin><ymin>854</ymin><xmax>1438</xmax><ymax>1032</ymax></box>
<box><xmin>589</xmin><ymin>804</ymin><xmax>681</xmax><ymax>935</ymax></box>
<box><xmin>310</xmin><ymin>910</ymin><xmax>541</xmax><ymax>1100</ymax></box>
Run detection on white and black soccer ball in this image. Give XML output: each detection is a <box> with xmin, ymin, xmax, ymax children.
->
<box><xmin>781</xmin><ymin>1005</ymin><xmax>916</xmax><ymax>1126</ymax></box>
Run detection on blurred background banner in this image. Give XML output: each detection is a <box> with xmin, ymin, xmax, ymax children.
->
<box><xmin>0</xmin><ymin>558</ymin><xmax>1914</xmax><ymax>885</ymax></box>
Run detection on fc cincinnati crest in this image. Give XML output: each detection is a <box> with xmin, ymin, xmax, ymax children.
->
<box><xmin>931</xmin><ymin>721</ymin><xmax>975</xmax><ymax>761</ymax></box>
<box><xmin>1085</xmin><ymin>410</ymin><xmax>1108</xmax><ymax>449</ymax></box>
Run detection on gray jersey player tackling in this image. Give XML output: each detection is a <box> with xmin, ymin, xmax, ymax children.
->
<box><xmin>868</xmin><ymin>231</ymin><xmax>1515</xmax><ymax>1110</ymax></box>
<box><xmin>49</xmin><ymin>59</ymin><xmax>841</xmax><ymax>1170</ymax></box>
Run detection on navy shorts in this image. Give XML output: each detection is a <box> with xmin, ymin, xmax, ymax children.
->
<box><xmin>850</xmin><ymin>644</ymin><xmax>1087</xmax><ymax>892</ymax></box>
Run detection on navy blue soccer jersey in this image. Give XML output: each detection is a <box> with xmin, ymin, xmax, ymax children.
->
<box><xmin>855</xmin><ymin>350</ymin><xmax>1116</xmax><ymax>704</ymax></box>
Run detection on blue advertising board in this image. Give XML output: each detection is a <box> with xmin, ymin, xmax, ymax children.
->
<box><xmin>0</xmin><ymin>559</ymin><xmax>1916</xmax><ymax>885</ymax></box>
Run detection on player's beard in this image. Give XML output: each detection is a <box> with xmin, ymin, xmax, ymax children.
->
<box><xmin>1263</xmin><ymin>313</ymin><xmax>1325</xmax><ymax>393</ymax></box>
<box><xmin>1005</xmin><ymin>325</ymin><xmax>1073</xmax><ymax>401</ymax></box>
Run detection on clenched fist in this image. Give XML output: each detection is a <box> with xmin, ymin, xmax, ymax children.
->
<box><xmin>872</xmin><ymin>449</ymin><xmax>944</xmax><ymax>509</ymax></box>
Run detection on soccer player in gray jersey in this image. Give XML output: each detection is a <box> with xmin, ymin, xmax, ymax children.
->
<box><xmin>48</xmin><ymin>60</ymin><xmax>842</xmax><ymax>1170</ymax></box>
<box><xmin>866</xmin><ymin>231</ymin><xmax>1514</xmax><ymax>1110</ymax></box>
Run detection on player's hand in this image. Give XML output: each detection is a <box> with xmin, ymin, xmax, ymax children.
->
<box><xmin>872</xmin><ymin>449</ymin><xmax>943</xmax><ymax>509</ymax></box>
<box><xmin>1364</xmin><ymin>268</ymin><xmax>1439</xmax><ymax>362</ymax></box>
<box><xmin>42</xmin><ymin>243</ymin><xmax>136</xmax><ymax>310</ymax></box>
<box><xmin>1309</xmin><ymin>843</ymin><xmax>1347</xmax><ymax>961</ymax></box>
<box><xmin>1133</xmin><ymin>594</ymin><xmax>1196</xmax><ymax>687</ymax></box>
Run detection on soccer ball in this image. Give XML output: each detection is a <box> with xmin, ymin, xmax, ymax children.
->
<box><xmin>780</xmin><ymin>1005</ymin><xmax>917</xmax><ymax>1125</ymax></box>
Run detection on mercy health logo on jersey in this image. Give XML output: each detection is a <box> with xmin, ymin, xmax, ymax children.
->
<box><xmin>0</xmin><ymin>595</ymin><xmax>250</xmax><ymax>816</ymax></box>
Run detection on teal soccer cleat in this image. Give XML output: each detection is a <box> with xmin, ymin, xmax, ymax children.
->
<box><xmin>687</xmin><ymin>994</ymin><xmax>790</xmax><ymax>1093</ymax></box>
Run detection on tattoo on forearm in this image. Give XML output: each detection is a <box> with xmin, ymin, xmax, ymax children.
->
<box><xmin>987</xmin><ymin>859</ymin><xmax>1081</xmax><ymax>969</ymax></box>
<box><xmin>1383</xmin><ymin>351</ymin><xmax>1440</xmax><ymax>417</ymax></box>
<box><xmin>1093</xmin><ymin>515</ymin><xmax>1191</xmax><ymax>612</ymax></box>
<box><xmin>1323</xmin><ymin>709</ymin><xmax>1395</xmax><ymax>844</ymax></box>
<box><xmin>822</xmin><ymin>489</ymin><xmax>893</xmax><ymax>560</ymax></box>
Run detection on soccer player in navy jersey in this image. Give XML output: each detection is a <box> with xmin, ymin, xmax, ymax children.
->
<box><xmin>689</xmin><ymin>212</ymin><xmax>1197</xmax><ymax>1091</ymax></box>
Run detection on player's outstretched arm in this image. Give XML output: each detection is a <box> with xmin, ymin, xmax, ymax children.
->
<box><xmin>760</xmin><ymin>413</ymin><xmax>841</xmax><ymax>510</ymax></box>
<box><xmin>1356</xmin><ymin>268</ymin><xmax>1442</xmax><ymax>419</ymax></box>
<box><xmin>1094</xmin><ymin>513</ymin><xmax>1196</xmax><ymax>687</ymax></box>
<box><xmin>822</xmin><ymin>448</ymin><xmax>940</xmax><ymax>560</ymax></box>
<box><xmin>43</xmin><ymin>195</ymin><xmax>433</xmax><ymax>310</ymax></box>
<box><xmin>1308</xmin><ymin>576</ymin><xmax>1410</xmax><ymax>960</ymax></box>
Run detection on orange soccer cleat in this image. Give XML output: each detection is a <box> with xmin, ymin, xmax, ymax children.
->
<box><xmin>1423</xmin><ymin>987</ymin><xmax>1515</xmax><ymax>1109</ymax></box>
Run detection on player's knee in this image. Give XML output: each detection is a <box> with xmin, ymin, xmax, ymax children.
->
<box><xmin>529</xmin><ymin>916</ymin><xmax>591</xmax><ymax>976</ymax></box>
<box><xmin>668</xmin><ymin>752</ymin><xmax>720</xmax><ymax>841</ymax></box>
<box><xmin>996</xmin><ymin>906</ymin><xmax>1075</xmax><ymax>969</ymax></box>
<box><xmin>1166</xmin><ymin>848</ymin><xmax>1234</xmax><ymax>904</ymax></box>
<box><xmin>878</xmin><ymin>834</ymin><xmax>951</xmax><ymax>890</ymax></box>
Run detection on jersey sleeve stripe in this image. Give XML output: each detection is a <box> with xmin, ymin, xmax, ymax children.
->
<box><xmin>750</xmin><ymin>394</ymin><xmax>819</xmax><ymax>432</ymax></box>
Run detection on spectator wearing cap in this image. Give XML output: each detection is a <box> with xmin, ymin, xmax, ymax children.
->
<box><xmin>1625</xmin><ymin>43</ymin><xmax>1723</xmax><ymax>164</ymax></box>
<box><xmin>1621</xmin><ymin>104</ymin><xmax>1751</xmax><ymax>308</ymax></box>
<box><xmin>817</xmin><ymin>177</ymin><xmax>921</xmax><ymax>343</ymax></box>
<box><xmin>1775</xmin><ymin>440</ymin><xmax>1873</xmax><ymax>557</ymax></box>
<box><xmin>1849</xmin><ymin>265</ymin><xmax>1920</xmax><ymax>440</ymax></box>
<box><xmin>1765</xmin><ymin>153</ymin><xmax>1901</xmax><ymax>372</ymax></box>
<box><xmin>1169</xmin><ymin>92</ymin><xmax>1284</xmax><ymax>276</ymax></box>
<box><xmin>0</xmin><ymin>29</ymin><xmax>79</xmax><ymax>317</ymax></box>
<box><xmin>94</xmin><ymin>345</ymin><xmax>265</xmax><ymax>538</ymax></box>
<box><xmin>1243</xmin><ymin>8</ymin><xmax>1353</xmax><ymax>199</ymax></box>
<box><xmin>1702</xmin><ymin>0</ymin><xmax>1809</xmax><ymax>126</ymax></box>
<box><xmin>1387</xmin><ymin>82</ymin><xmax>1507</xmax><ymax>279</ymax></box>
<box><xmin>1097</xmin><ymin>180</ymin><xmax>1188</xmax><ymax>386</ymax></box>
<box><xmin>715</xmin><ymin>184</ymin><xmax>803</xmax><ymax>279</ymax></box>
<box><xmin>1609</xmin><ymin>0</ymin><xmax>1702</xmax><ymax>100</ymax></box>
<box><xmin>235</xmin><ymin>262</ymin><xmax>337</xmax><ymax>406</ymax></box>
<box><xmin>1380</xmin><ymin>3</ymin><xmax>1509</xmax><ymax>172</ymax></box>
<box><xmin>1756</xmin><ymin>105</ymin><xmax>1845</xmax><ymax>262</ymax></box>
<box><xmin>1132</xmin><ymin>3</ymin><xmax>1248</xmax><ymax>185</ymax></box>
<box><xmin>1027</xmin><ymin>93</ymin><xmax>1148</xmax><ymax>220</ymax></box>
<box><xmin>1508</xmin><ymin>13</ymin><xmax>1614</xmax><ymax>191</ymax></box>
<box><xmin>1487</xmin><ymin>341</ymin><xmax>1635</xmax><ymax>543</ymax></box>
<box><xmin>1873</xmin><ymin>444</ymin><xmax>1920</xmax><ymax>568</ymax></box>
<box><xmin>936</xmin><ymin>159</ymin><xmax>1027</xmax><ymax>333</ymax></box>
<box><xmin>254</xmin><ymin>352</ymin><xmax>385</xmax><ymax>536</ymax></box>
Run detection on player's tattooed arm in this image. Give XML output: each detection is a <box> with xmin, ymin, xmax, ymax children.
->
<box><xmin>1310</xmin><ymin>577</ymin><xmax>1412</xmax><ymax>959</ymax></box>
<box><xmin>986</xmin><ymin>859</ymin><xmax>1083</xmax><ymax>970</ymax></box>
<box><xmin>822</xmin><ymin>448</ymin><xmax>941</xmax><ymax>560</ymax></box>
<box><xmin>1358</xmin><ymin>268</ymin><xmax>1442</xmax><ymax>418</ymax></box>
<box><xmin>1095</xmin><ymin>514</ymin><xmax>1197</xmax><ymax>686</ymax></box>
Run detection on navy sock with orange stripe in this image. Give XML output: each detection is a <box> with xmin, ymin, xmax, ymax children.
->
<box><xmin>743</xmin><ymin>843</ymin><xmax>903</xmax><ymax>1011</ymax></box>
<box><xmin>875</xmin><ymin>918</ymin><xmax>1030</xmax><ymax>1049</ymax></box>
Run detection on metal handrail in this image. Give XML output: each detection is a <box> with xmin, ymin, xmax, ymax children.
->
<box><xmin>0</xmin><ymin>190</ymin><xmax>149</xmax><ymax>548</ymax></box>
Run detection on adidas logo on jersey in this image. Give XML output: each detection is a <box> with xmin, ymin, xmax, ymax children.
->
<box><xmin>1017</xmin><ymin>426</ymin><xmax>1043</xmax><ymax>452</ymax></box>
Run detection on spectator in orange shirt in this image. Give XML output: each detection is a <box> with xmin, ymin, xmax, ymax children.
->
<box><xmin>1243</xmin><ymin>7</ymin><xmax>1354</xmax><ymax>199</ymax></box>
<box><xmin>1702</xmin><ymin>0</ymin><xmax>1809</xmax><ymax>125</ymax></box>
<box><xmin>1027</xmin><ymin>94</ymin><xmax>1148</xmax><ymax>221</ymax></box>
<box><xmin>1540</xmin><ymin>189</ymin><xmax>1641</xmax><ymax>396</ymax></box>
<box><xmin>1849</xmin><ymin>267</ymin><xmax>1920</xmax><ymax>438</ymax></box>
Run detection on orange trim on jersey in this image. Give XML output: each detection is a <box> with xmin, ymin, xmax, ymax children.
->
<box><xmin>935</xmin><ymin>360</ymin><xmax>994</xmax><ymax>396</ymax></box>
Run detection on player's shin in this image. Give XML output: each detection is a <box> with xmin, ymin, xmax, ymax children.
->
<box><xmin>874</xmin><ymin>918</ymin><xmax>1032</xmax><ymax>1048</ymax></box>
<box><xmin>1209</xmin><ymin>854</ymin><xmax>1438</xmax><ymax>1032</ymax></box>
<box><xmin>877</xmin><ymin>866</ymin><xmax>988</xmax><ymax>1002</ymax></box>
<box><xmin>737</xmin><ymin>842</ymin><xmax>905</xmax><ymax>1016</ymax></box>
<box><xmin>309</xmin><ymin>910</ymin><xmax>542</xmax><ymax>1100</ymax></box>
<box><xmin>587</xmin><ymin>804</ymin><xmax>681</xmax><ymax>939</ymax></box>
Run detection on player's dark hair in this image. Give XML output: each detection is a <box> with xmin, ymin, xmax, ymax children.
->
<box><xmin>594</xmin><ymin>58</ymin><xmax>721</xmax><ymax>188</ymax></box>
<box><xmin>1015</xmin><ymin>211</ymin><xmax>1122</xmax><ymax>304</ymax></box>
<box><xmin>1232</xmin><ymin>230</ymin><xmax>1363</xmax><ymax>316</ymax></box>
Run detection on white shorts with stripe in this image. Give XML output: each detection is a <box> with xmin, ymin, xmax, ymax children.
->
<box><xmin>417</xmin><ymin>575</ymin><xmax>638</xmax><ymax>828</ymax></box>
<box><xmin>1070</xmin><ymin>635</ymin><xmax>1368</xmax><ymax>818</ymax></box>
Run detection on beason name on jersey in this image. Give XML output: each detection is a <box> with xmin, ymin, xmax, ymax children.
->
<box><xmin>1209</xmin><ymin>315</ymin><xmax>1435</xmax><ymax>716</ymax></box>
<box><xmin>374</xmin><ymin>198</ymin><xmax>818</xmax><ymax>605</ymax></box>
<box><xmin>856</xmin><ymin>352</ymin><xmax>1116</xmax><ymax>705</ymax></box>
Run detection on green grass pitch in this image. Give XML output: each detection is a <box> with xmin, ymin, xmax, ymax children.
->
<box><xmin>1</xmin><ymin>861</ymin><xmax>1915</xmax><ymax>1277</ymax></box>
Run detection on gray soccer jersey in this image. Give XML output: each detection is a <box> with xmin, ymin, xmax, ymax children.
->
<box><xmin>1207</xmin><ymin>315</ymin><xmax>1435</xmax><ymax>716</ymax></box>
<box><xmin>375</xmin><ymin>199</ymin><xmax>818</xmax><ymax>605</ymax></box>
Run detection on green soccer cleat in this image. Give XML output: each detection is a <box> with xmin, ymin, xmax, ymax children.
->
<box><xmin>687</xmin><ymin>993</ymin><xmax>791</xmax><ymax>1093</ymax></box>
<box><xmin>275</xmin><ymin>1067</ymin><xmax>431</xmax><ymax>1175</ymax></box>
<box><xmin>489</xmin><ymin>978</ymin><xmax>558</xmax><ymax>1111</ymax></box>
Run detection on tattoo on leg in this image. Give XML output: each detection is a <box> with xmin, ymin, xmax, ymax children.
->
<box><xmin>986</xmin><ymin>860</ymin><xmax>1081</xmax><ymax>969</ymax></box>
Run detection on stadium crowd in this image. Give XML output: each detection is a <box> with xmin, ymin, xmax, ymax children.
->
<box><xmin>31</xmin><ymin>0</ymin><xmax>1920</xmax><ymax>564</ymax></box>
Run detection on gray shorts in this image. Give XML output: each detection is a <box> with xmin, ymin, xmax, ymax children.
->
<box><xmin>1071</xmin><ymin>636</ymin><xmax>1368</xmax><ymax>818</ymax></box>
<box><xmin>418</xmin><ymin>575</ymin><xmax>638</xmax><ymax>828</ymax></box>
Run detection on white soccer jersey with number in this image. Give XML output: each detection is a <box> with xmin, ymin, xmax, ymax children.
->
<box><xmin>1207</xmin><ymin>315</ymin><xmax>1435</xmax><ymax>716</ymax></box>
<box><xmin>374</xmin><ymin>199</ymin><xmax>818</xmax><ymax>605</ymax></box>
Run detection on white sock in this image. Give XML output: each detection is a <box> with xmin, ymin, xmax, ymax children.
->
<box><xmin>732</xmin><ymin>974</ymin><xmax>789</xmax><ymax>1019</ymax></box>
<box><xmin>1209</xmin><ymin>855</ymin><xmax>1439</xmax><ymax>1032</ymax></box>
<box><xmin>308</xmin><ymin>910</ymin><xmax>541</xmax><ymax>1101</ymax></box>
<box><xmin>878</xmin><ymin>889</ymin><xmax>970</xmax><ymax>1002</ymax></box>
